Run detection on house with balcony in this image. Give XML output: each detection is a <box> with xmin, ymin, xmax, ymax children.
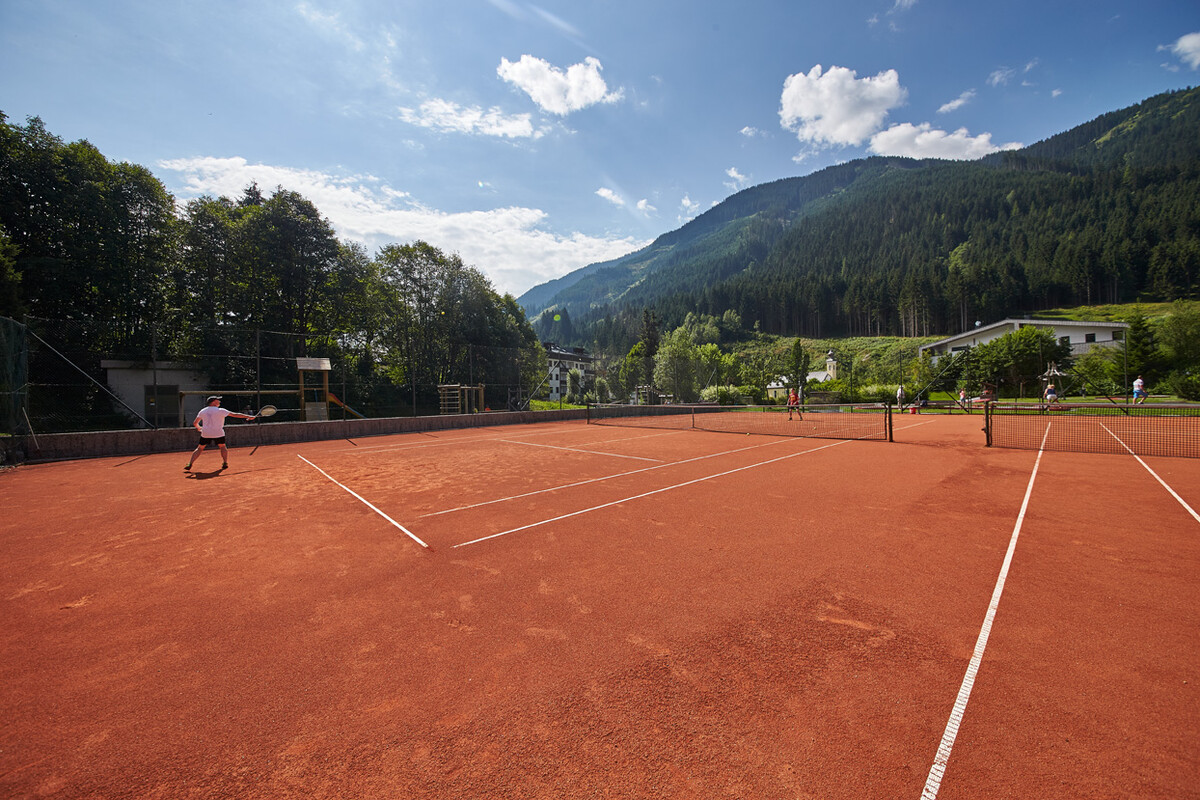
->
<box><xmin>918</xmin><ymin>319</ymin><xmax>1128</xmax><ymax>362</ymax></box>
<box><xmin>544</xmin><ymin>343</ymin><xmax>594</xmax><ymax>401</ymax></box>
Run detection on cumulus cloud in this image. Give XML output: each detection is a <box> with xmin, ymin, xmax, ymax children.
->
<box><xmin>636</xmin><ymin>199</ymin><xmax>657</xmax><ymax>214</ymax></box>
<box><xmin>680</xmin><ymin>194</ymin><xmax>701</xmax><ymax>219</ymax></box>
<box><xmin>398</xmin><ymin>99</ymin><xmax>543</xmax><ymax>138</ymax></box>
<box><xmin>595</xmin><ymin>187</ymin><xmax>624</xmax><ymax>206</ymax></box>
<box><xmin>779</xmin><ymin>64</ymin><xmax>907</xmax><ymax>147</ymax></box>
<box><xmin>869</xmin><ymin>123</ymin><xmax>1022</xmax><ymax>159</ymax></box>
<box><xmin>1160</xmin><ymin>32</ymin><xmax>1200</xmax><ymax>70</ymax></box>
<box><xmin>498</xmin><ymin>54</ymin><xmax>623</xmax><ymax>115</ymax></box>
<box><xmin>158</xmin><ymin>156</ymin><xmax>644</xmax><ymax>296</ymax></box>
<box><xmin>938</xmin><ymin>90</ymin><xmax>976</xmax><ymax>114</ymax></box>
<box><xmin>740</xmin><ymin>126</ymin><xmax>764</xmax><ymax>137</ymax></box>
<box><xmin>725</xmin><ymin>167</ymin><xmax>749</xmax><ymax>191</ymax></box>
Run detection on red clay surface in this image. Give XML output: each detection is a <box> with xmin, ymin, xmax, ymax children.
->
<box><xmin>1</xmin><ymin>413</ymin><xmax>1197</xmax><ymax>799</ymax></box>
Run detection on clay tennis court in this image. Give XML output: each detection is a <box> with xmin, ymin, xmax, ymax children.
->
<box><xmin>2</xmin><ymin>412</ymin><xmax>1197</xmax><ymax>798</ymax></box>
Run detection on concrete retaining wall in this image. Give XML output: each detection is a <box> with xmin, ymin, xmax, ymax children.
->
<box><xmin>0</xmin><ymin>409</ymin><xmax>589</xmax><ymax>465</ymax></box>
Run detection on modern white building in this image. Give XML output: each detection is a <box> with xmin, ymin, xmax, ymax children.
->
<box><xmin>918</xmin><ymin>319</ymin><xmax>1128</xmax><ymax>362</ymax></box>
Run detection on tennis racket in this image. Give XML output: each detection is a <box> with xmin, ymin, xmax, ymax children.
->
<box><xmin>255</xmin><ymin>405</ymin><xmax>278</xmax><ymax>419</ymax></box>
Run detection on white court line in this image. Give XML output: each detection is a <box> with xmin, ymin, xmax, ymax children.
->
<box><xmin>421</xmin><ymin>435</ymin><xmax>799</xmax><ymax>518</ymax></box>
<box><xmin>1101</xmin><ymin>422</ymin><xmax>1200</xmax><ymax>524</ymax></box>
<box><xmin>921</xmin><ymin>424</ymin><xmax>1051</xmax><ymax>800</ymax></box>
<box><xmin>498</xmin><ymin>438</ymin><xmax>665</xmax><ymax>462</ymax></box>
<box><xmin>452</xmin><ymin>437</ymin><xmax>858</xmax><ymax>548</ymax></box>
<box><xmin>298</xmin><ymin>455</ymin><xmax>431</xmax><ymax>550</ymax></box>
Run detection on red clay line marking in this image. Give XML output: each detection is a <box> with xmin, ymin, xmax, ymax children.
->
<box><xmin>298</xmin><ymin>455</ymin><xmax>431</xmax><ymax>550</ymax></box>
<box><xmin>1100</xmin><ymin>422</ymin><xmax>1200</xmax><ymax>523</ymax></box>
<box><xmin>422</xmin><ymin>436</ymin><xmax>798</xmax><ymax>518</ymax></box>
<box><xmin>921</xmin><ymin>425</ymin><xmax>1050</xmax><ymax>799</ymax></box>
<box><xmin>451</xmin><ymin>437</ymin><xmax>855</xmax><ymax>548</ymax></box>
<box><xmin>497</xmin><ymin>438</ymin><xmax>664</xmax><ymax>462</ymax></box>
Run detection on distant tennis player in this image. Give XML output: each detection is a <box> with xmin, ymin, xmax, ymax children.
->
<box><xmin>1133</xmin><ymin>375</ymin><xmax>1147</xmax><ymax>404</ymax></box>
<box><xmin>185</xmin><ymin>396</ymin><xmax>255</xmax><ymax>472</ymax></box>
<box><xmin>1043</xmin><ymin>383</ymin><xmax>1058</xmax><ymax>407</ymax></box>
<box><xmin>787</xmin><ymin>388</ymin><xmax>801</xmax><ymax>420</ymax></box>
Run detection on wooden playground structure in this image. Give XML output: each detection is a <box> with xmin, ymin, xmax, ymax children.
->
<box><xmin>176</xmin><ymin>357</ymin><xmax>364</xmax><ymax>426</ymax></box>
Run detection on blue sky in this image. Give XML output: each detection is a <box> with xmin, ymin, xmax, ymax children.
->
<box><xmin>2</xmin><ymin>1</ymin><xmax>1198</xmax><ymax>297</ymax></box>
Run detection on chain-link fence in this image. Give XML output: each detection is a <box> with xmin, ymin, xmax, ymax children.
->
<box><xmin>1</xmin><ymin>316</ymin><xmax>28</xmax><ymax>436</ymax></box>
<box><xmin>2</xmin><ymin>317</ymin><xmax>549</xmax><ymax>435</ymax></box>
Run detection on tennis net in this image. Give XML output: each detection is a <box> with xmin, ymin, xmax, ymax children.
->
<box><xmin>985</xmin><ymin>402</ymin><xmax>1200</xmax><ymax>458</ymax></box>
<box><xmin>587</xmin><ymin>403</ymin><xmax>893</xmax><ymax>442</ymax></box>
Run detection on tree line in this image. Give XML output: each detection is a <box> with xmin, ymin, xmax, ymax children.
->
<box><xmin>0</xmin><ymin>113</ymin><xmax>544</xmax><ymax>415</ymax></box>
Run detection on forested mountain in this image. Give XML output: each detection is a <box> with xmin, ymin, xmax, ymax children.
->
<box><xmin>522</xmin><ymin>87</ymin><xmax>1200</xmax><ymax>349</ymax></box>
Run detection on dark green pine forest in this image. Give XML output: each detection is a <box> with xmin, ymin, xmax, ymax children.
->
<box><xmin>525</xmin><ymin>87</ymin><xmax>1200</xmax><ymax>352</ymax></box>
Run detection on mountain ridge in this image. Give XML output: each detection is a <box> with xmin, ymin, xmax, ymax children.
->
<box><xmin>520</xmin><ymin>86</ymin><xmax>1200</xmax><ymax>344</ymax></box>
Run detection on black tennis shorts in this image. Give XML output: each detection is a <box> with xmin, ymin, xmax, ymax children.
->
<box><xmin>198</xmin><ymin>435</ymin><xmax>227</xmax><ymax>446</ymax></box>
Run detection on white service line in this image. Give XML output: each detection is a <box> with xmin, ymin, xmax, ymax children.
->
<box><xmin>421</xmin><ymin>435</ymin><xmax>800</xmax><ymax>518</ymax></box>
<box><xmin>497</xmin><ymin>438</ymin><xmax>664</xmax><ymax>462</ymax></box>
<box><xmin>451</xmin><ymin>437</ymin><xmax>855</xmax><ymax>548</ymax></box>
<box><xmin>298</xmin><ymin>455</ymin><xmax>431</xmax><ymax>550</ymax></box>
<box><xmin>1101</xmin><ymin>422</ymin><xmax>1200</xmax><ymax>523</ymax></box>
<box><xmin>921</xmin><ymin>424</ymin><xmax>1050</xmax><ymax>800</ymax></box>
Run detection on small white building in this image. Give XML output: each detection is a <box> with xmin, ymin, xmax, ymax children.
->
<box><xmin>544</xmin><ymin>343</ymin><xmax>594</xmax><ymax>401</ymax></box>
<box><xmin>768</xmin><ymin>352</ymin><xmax>839</xmax><ymax>399</ymax></box>
<box><xmin>101</xmin><ymin>360</ymin><xmax>209</xmax><ymax>428</ymax></box>
<box><xmin>919</xmin><ymin>319</ymin><xmax>1128</xmax><ymax>362</ymax></box>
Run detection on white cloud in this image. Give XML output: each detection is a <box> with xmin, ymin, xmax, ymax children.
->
<box><xmin>725</xmin><ymin>167</ymin><xmax>749</xmax><ymax>191</ymax></box>
<box><xmin>869</xmin><ymin>123</ymin><xmax>1022</xmax><ymax>159</ymax></box>
<box><xmin>892</xmin><ymin>0</ymin><xmax>918</xmax><ymax>10</ymax></box>
<box><xmin>596</xmin><ymin>187</ymin><xmax>625</xmax><ymax>206</ymax></box>
<box><xmin>779</xmin><ymin>64</ymin><xmax>907</xmax><ymax>147</ymax></box>
<box><xmin>740</xmin><ymin>126</ymin><xmax>763</xmax><ymax>137</ymax></box>
<box><xmin>680</xmin><ymin>194</ymin><xmax>701</xmax><ymax>220</ymax></box>
<box><xmin>636</xmin><ymin>199</ymin><xmax>657</xmax><ymax>215</ymax></box>
<box><xmin>498</xmin><ymin>55</ymin><xmax>623</xmax><ymax>115</ymax></box>
<box><xmin>398</xmin><ymin>98</ymin><xmax>544</xmax><ymax>138</ymax></box>
<box><xmin>987</xmin><ymin>67</ymin><xmax>1016</xmax><ymax>87</ymax></box>
<box><xmin>938</xmin><ymin>90</ymin><xmax>976</xmax><ymax>114</ymax></box>
<box><xmin>158</xmin><ymin>156</ymin><xmax>644</xmax><ymax>296</ymax></box>
<box><xmin>1052</xmin><ymin>88</ymin><xmax>1063</xmax><ymax>98</ymax></box>
<box><xmin>1160</xmin><ymin>32</ymin><xmax>1200</xmax><ymax>70</ymax></box>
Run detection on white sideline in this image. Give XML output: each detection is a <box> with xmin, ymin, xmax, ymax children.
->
<box><xmin>298</xmin><ymin>455</ymin><xmax>431</xmax><ymax>550</ymax></box>
<box><xmin>1101</xmin><ymin>422</ymin><xmax>1200</xmax><ymax>523</ymax></box>
<box><xmin>921</xmin><ymin>424</ymin><xmax>1050</xmax><ymax>799</ymax></box>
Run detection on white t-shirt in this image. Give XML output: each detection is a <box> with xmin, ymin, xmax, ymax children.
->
<box><xmin>196</xmin><ymin>406</ymin><xmax>234</xmax><ymax>438</ymax></box>
<box><xmin>1134</xmin><ymin>378</ymin><xmax>1144</xmax><ymax>392</ymax></box>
